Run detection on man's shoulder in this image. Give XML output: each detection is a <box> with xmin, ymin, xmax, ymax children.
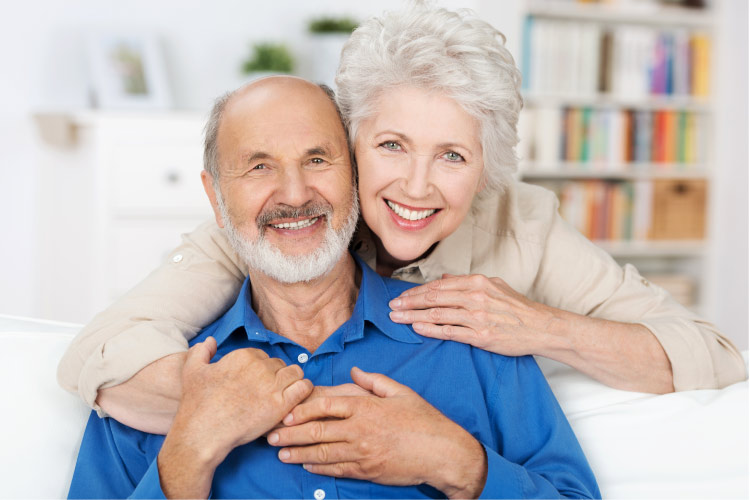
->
<box><xmin>380</xmin><ymin>274</ymin><xmax>420</xmax><ymax>298</ymax></box>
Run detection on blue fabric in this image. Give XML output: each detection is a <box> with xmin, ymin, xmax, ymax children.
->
<box><xmin>69</xmin><ymin>255</ymin><xmax>600</xmax><ymax>499</ymax></box>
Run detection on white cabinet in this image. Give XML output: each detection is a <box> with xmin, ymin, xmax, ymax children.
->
<box><xmin>34</xmin><ymin>112</ymin><xmax>213</xmax><ymax>323</ymax></box>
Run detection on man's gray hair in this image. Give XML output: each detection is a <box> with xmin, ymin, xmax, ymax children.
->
<box><xmin>335</xmin><ymin>2</ymin><xmax>523</xmax><ymax>195</ymax></box>
<box><xmin>203</xmin><ymin>82</ymin><xmax>346</xmax><ymax>182</ymax></box>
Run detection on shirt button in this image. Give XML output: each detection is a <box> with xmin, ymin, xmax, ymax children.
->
<box><xmin>297</xmin><ymin>353</ymin><xmax>309</xmax><ymax>364</ymax></box>
<box><xmin>641</xmin><ymin>278</ymin><xmax>650</xmax><ymax>287</ymax></box>
<box><xmin>314</xmin><ymin>489</ymin><xmax>325</xmax><ymax>500</ymax></box>
<box><xmin>172</xmin><ymin>254</ymin><xmax>183</xmax><ymax>263</ymax></box>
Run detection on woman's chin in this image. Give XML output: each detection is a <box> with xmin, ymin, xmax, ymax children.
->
<box><xmin>382</xmin><ymin>243</ymin><xmax>435</xmax><ymax>266</ymax></box>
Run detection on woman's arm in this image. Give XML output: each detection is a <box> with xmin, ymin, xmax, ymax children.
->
<box><xmin>389</xmin><ymin>214</ymin><xmax>746</xmax><ymax>393</ymax></box>
<box><xmin>57</xmin><ymin>220</ymin><xmax>246</xmax><ymax>432</ymax></box>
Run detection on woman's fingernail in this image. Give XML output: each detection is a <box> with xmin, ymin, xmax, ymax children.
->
<box><xmin>390</xmin><ymin>311</ymin><xmax>404</xmax><ymax>320</ymax></box>
<box><xmin>267</xmin><ymin>432</ymin><xmax>279</xmax><ymax>444</ymax></box>
<box><xmin>283</xmin><ymin>413</ymin><xmax>294</xmax><ymax>425</ymax></box>
<box><xmin>279</xmin><ymin>449</ymin><xmax>290</xmax><ymax>460</ymax></box>
<box><xmin>389</xmin><ymin>298</ymin><xmax>402</xmax><ymax>308</ymax></box>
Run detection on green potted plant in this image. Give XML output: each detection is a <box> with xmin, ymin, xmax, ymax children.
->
<box><xmin>241</xmin><ymin>42</ymin><xmax>294</xmax><ymax>80</ymax></box>
<box><xmin>307</xmin><ymin>16</ymin><xmax>358</xmax><ymax>88</ymax></box>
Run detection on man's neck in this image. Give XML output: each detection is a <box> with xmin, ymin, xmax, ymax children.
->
<box><xmin>247</xmin><ymin>255</ymin><xmax>361</xmax><ymax>353</ymax></box>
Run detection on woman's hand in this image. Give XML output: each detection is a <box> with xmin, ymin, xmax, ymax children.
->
<box><xmin>388</xmin><ymin>274</ymin><xmax>560</xmax><ymax>357</ymax></box>
<box><xmin>389</xmin><ymin>273</ymin><xmax>674</xmax><ymax>394</ymax></box>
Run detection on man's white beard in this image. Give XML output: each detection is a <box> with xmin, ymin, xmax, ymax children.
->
<box><xmin>217</xmin><ymin>189</ymin><xmax>359</xmax><ymax>284</ymax></box>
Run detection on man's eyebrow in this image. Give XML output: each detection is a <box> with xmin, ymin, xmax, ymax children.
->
<box><xmin>305</xmin><ymin>144</ymin><xmax>335</xmax><ymax>157</ymax></box>
<box><xmin>241</xmin><ymin>151</ymin><xmax>272</xmax><ymax>163</ymax></box>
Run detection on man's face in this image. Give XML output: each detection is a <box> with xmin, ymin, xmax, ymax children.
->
<box><xmin>203</xmin><ymin>78</ymin><xmax>357</xmax><ymax>283</ymax></box>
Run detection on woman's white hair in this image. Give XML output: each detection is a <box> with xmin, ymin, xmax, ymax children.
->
<box><xmin>335</xmin><ymin>2</ymin><xmax>523</xmax><ymax>195</ymax></box>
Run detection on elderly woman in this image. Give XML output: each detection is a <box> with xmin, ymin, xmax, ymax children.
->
<box><xmin>58</xmin><ymin>4</ymin><xmax>745</xmax><ymax>433</ymax></box>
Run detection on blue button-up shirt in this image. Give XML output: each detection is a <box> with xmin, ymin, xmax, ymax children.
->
<box><xmin>69</xmin><ymin>255</ymin><xmax>599</xmax><ymax>499</ymax></box>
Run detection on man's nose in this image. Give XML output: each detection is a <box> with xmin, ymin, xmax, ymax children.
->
<box><xmin>276</xmin><ymin>165</ymin><xmax>315</xmax><ymax>207</ymax></box>
<box><xmin>403</xmin><ymin>155</ymin><xmax>433</xmax><ymax>199</ymax></box>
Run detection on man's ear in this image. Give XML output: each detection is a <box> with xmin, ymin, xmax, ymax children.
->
<box><xmin>201</xmin><ymin>170</ymin><xmax>225</xmax><ymax>228</ymax></box>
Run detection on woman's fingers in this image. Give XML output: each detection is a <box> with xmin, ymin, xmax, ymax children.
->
<box><xmin>390</xmin><ymin>289</ymin><xmax>479</xmax><ymax>312</ymax></box>
<box><xmin>411</xmin><ymin>322</ymin><xmax>480</xmax><ymax>344</ymax></box>
<box><xmin>389</xmin><ymin>306</ymin><xmax>475</xmax><ymax>327</ymax></box>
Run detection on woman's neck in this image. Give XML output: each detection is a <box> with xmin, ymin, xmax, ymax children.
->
<box><xmin>371</xmin><ymin>232</ymin><xmax>436</xmax><ymax>277</ymax></box>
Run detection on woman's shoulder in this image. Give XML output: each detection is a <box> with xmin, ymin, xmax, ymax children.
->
<box><xmin>470</xmin><ymin>181</ymin><xmax>560</xmax><ymax>243</ymax></box>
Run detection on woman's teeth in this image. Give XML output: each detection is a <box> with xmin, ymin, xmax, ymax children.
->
<box><xmin>386</xmin><ymin>200</ymin><xmax>437</xmax><ymax>221</ymax></box>
<box><xmin>271</xmin><ymin>217</ymin><xmax>319</xmax><ymax>230</ymax></box>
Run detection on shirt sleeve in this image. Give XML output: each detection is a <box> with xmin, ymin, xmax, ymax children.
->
<box><xmin>530</xmin><ymin>211</ymin><xmax>747</xmax><ymax>391</ymax></box>
<box><xmin>57</xmin><ymin>220</ymin><xmax>247</xmax><ymax>413</ymax></box>
<box><xmin>68</xmin><ymin>412</ymin><xmax>158</xmax><ymax>499</ymax></box>
<box><xmin>479</xmin><ymin>355</ymin><xmax>601</xmax><ymax>499</ymax></box>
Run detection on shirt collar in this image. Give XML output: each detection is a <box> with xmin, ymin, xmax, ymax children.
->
<box><xmin>211</xmin><ymin>253</ymin><xmax>422</xmax><ymax>348</ymax></box>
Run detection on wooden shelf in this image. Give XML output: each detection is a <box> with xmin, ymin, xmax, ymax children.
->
<box><xmin>520</xmin><ymin>163</ymin><xmax>709</xmax><ymax>180</ymax></box>
<box><xmin>526</xmin><ymin>1</ymin><xmax>715</xmax><ymax>28</ymax></box>
<box><xmin>523</xmin><ymin>92</ymin><xmax>711</xmax><ymax>111</ymax></box>
<box><xmin>592</xmin><ymin>240</ymin><xmax>706</xmax><ymax>257</ymax></box>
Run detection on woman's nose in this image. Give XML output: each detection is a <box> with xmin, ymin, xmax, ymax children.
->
<box><xmin>403</xmin><ymin>155</ymin><xmax>432</xmax><ymax>199</ymax></box>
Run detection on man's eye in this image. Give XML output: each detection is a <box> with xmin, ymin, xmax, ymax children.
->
<box><xmin>311</xmin><ymin>158</ymin><xmax>325</xmax><ymax>164</ymax></box>
<box><xmin>380</xmin><ymin>141</ymin><xmax>401</xmax><ymax>151</ymax></box>
<box><xmin>251</xmin><ymin>163</ymin><xmax>267</xmax><ymax>170</ymax></box>
<box><xmin>443</xmin><ymin>151</ymin><xmax>465</xmax><ymax>162</ymax></box>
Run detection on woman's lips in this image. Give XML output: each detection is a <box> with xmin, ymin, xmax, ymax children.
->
<box><xmin>383</xmin><ymin>199</ymin><xmax>440</xmax><ymax>231</ymax></box>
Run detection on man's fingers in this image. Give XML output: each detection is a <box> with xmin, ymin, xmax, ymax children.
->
<box><xmin>284</xmin><ymin>395</ymin><xmax>354</xmax><ymax>426</ymax></box>
<box><xmin>269</xmin><ymin>418</ymin><xmax>349</xmax><ymax>447</ymax></box>
<box><xmin>300</xmin><ymin>462</ymin><xmax>365</xmax><ymax>479</ymax></box>
<box><xmin>277</xmin><ymin>442</ymin><xmax>360</xmax><ymax>465</ymax></box>
<box><xmin>309</xmin><ymin>383</ymin><xmax>372</xmax><ymax>399</ymax></box>
<box><xmin>282</xmin><ymin>378</ymin><xmax>314</xmax><ymax>408</ymax></box>
<box><xmin>351</xmin><ymin>367</ymin><xmax>407</xmax><ymax>398</ymax></box>
<box><xmin>184</xmin><ymin>337</ymin><xmax>217</xmax><ymax>368</ymax></box>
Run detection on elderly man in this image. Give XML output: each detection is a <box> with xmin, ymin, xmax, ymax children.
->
<box><xmin>68</xmin><ymin>77</ymin><xmax>599</xmax><ymax>499</ymax></box>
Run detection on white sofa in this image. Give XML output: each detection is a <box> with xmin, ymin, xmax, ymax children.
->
<box><xmin>1</xmin><ymin>314</ymin><xmax>747</xmax><ymax>498</ymax></box>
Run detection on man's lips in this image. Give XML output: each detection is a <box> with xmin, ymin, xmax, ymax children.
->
<box><xmin>268</xmin><ymin>215</ymin><xmax>321</xmax><ymax>230</ymax></box>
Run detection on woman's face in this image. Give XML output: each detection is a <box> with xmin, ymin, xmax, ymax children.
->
<box><xmin>355</xmin><ymin>86</ymin><xmax>484</xmax><ymax>266</ymax></box>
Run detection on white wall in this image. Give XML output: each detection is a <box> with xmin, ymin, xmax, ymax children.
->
<box><xmin>0</xmin><ymin>0</ymin><xmax>746</xmax><ymax>349</ymax></box>
<box><xmin>0</xmin><ymin>0</ymin><xmax>476</xmax><ymax>321</ymax></box>
<box><xmin>708</xmin><ymin>0</ymin><xmax>749</xmax><ymax>349</ymax></box>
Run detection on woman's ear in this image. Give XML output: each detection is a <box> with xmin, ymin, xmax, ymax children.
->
<box><xmin>201</xmin><ymin>170</ymin><xmax>225</xmax><ymax>228</ymax></box>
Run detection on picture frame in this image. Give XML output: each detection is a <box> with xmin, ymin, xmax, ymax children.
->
<box><xmin>87</xmin><ymin>32</ymin><xmax>172</xmax><ymax>110</ymax></box>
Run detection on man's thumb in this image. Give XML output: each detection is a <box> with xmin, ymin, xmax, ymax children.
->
<box><xmin>350</xmin><ymin>366</ymin><xmax>407</xmax><ymax>398</ymax></box>
<box><xmin>186</xmin><ymin>337</ymin><xmax>218</xmax><ymax>368</ymax></box>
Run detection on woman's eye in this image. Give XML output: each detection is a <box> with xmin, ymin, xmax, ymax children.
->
<box><xmin>443</xmin><ymin>151</ymin><xmax>465</xmax><ymax>162</ymax></box>
<box><xmin>380</xmin><ymin>141</ymin><xmax>401</xmax><ymax>151</ymax></box>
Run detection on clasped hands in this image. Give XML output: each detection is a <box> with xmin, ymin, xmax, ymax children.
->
<box><xmin>158</xmin><ymin>337</ymin><xmax>486</xmax><ymax>499</ymax></box>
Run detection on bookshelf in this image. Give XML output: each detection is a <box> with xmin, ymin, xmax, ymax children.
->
<box><xmin>515</xmin><ymin>0</ymin><xmax>716</xmax><ymax>313</ymax></box>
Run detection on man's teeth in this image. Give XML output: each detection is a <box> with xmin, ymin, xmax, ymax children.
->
<box><xmin>271</xmin><ymin>217</ymin><xmax>319</xmax><ymax>230</ymax></box>
<box><xmin>386</xmin><ymin>200</ymin><xmax>437</xmax><ymax>221</ymax></box>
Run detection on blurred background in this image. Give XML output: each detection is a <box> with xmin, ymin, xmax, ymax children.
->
<box><xmin>0</xmin><ymin>0</ymin><xmax>746</xmax><ymax>349</ymax></box>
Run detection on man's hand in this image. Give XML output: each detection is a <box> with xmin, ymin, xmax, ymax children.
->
<box><xmin>158</xmin><ymin>338</ymin><xmax>313</xmax><ymax>498</ymax></box>
<box><xmin>267</xmin><ymin>367</ymin><xmax>487</xmax><ymax>499</ymax></box>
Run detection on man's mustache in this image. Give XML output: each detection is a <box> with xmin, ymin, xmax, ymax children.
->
<box><xmin>256</xmin><ymin>201</ymin><xmax>333</xmax><ymax>231</ymax></box>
